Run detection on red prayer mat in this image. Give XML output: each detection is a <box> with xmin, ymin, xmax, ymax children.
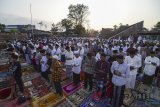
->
<box><xmin>63</xmin><ymin>82</ymin><xmax>83</xmax><ymax>96</ymax></box>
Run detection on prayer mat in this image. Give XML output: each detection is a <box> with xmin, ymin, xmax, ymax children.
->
<box><xmin>130</xmin><ymin>100</ymin><xmax>151</xmax><ymax>107</ymax></box>
<box><xmin>80</xmin><ymin>92</ymin><xmax>111</xmax><ymax>107</ymax></box>
<box><xmin>0</xmin><ymin>99</ymin><xmax>31</xmax><ymax>107</ymax></box>
<box><xmin>144</xmin><ymin>98</ymin><xmax>160</xmax><ymax>106</ymax></box>
<box><xmin>22</xmin><ymin>72</ymin><xmax>40</xmax><ymax>82</ymax></box>
<box><xmin>62</xmin><ymin>82</ymin><xmax>83</xmax><ymax>96</ymax></box>
<box><xmin>31</xmin><ymin>92</ymin><xmax>65</xmax><ymax>107</ymax></box>
<box><xmin>136</xmin><ymin>83</ymin><xmax>151</xmax><ymax>94</ymax></box>
<box><xmin>55</xmin><ymin>99</ymin><xmax>74</xmax><ymax>107</ymax></box>
<box><xmin>68</xmin><ymin>88</ymin><xmax>92</xmax><ymax>106</ymax></box>
<box><xmin>123</xmin><ymin>89</ymin><xmax>135</xmax><ymax>106</ymax></box>
<box><xmin>150</xmin><ymin>86</ymin><xmax>160</xmax><ymax>100</ymax></box>
<box><xmin>61</xmin><ymin>78</ymin><xmax>72</xmax><ymax>87</ymax></box>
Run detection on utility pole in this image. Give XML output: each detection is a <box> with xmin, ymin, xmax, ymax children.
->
<box><xmin>30</xmin><ymin>3</ymin><xmax>33</xmax><ymax>39</ymax></box>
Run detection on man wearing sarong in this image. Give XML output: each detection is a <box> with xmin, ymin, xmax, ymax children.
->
<box><xmin>111</xmin><ymin>55</ymin><xmax>130</xmax><ymax>107</ymax></box>
<box><xmin>65</xmin><ymin>46</ymin><xmax>74</xmax><ymax>79</ymax></box>
<box><xmin>95</xmin><ymin>53</ymin><xmax>110</xmax><ymax>98</ymax></box>
<box><xmin>143</xmin><ymin>50</ymin><xmax>160</xmax><ymax>86</ymax></box>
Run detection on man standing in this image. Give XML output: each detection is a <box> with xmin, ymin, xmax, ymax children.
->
<box><xmin>72</xmin><ymin>52</ymin><xmax>82</xmax><ymax>86</ymax></box>
<box><xmin>95</xmin><ymin>53</ymin><xmax>110</xmax><ymax>98</ymax></box>
<box><xmin>83</xmin><ymin>52</ymin><xmax>96</xmax><ymax>91</ymax></box>
<box><xmin>40</xmin><ymin>49</ymin><xmax>49</xmax><ymax>82</ymax></box>
<box><xmin>124</xmin><ymin>49</ymin><xmax>141</xmax><ymax>89</ymax></box>
<box><xmin>65</xmin><ymin>46</ymin><xmax>74</xmax><ymax>79</ymax></box>
<box><xmin>50</xmin><ymin>55</ymin><xmax>63</xmax><ymax>96</ymax></box>
<box><xmin>111</xmin><ymin>55</ymin><xmax>130</xmax><ymax>107</ymax></box>
<box><xmin>9</xmin><ymin>54</ymin><xmax>24</xmax><ymax>95</ymax></box>
<box><xmin>143</xmin><ymin>51</ymin><xmax>160</xmax><ymax>86</ymax></box>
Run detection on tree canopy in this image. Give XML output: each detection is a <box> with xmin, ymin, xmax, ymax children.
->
<box><xmin>61</xmin><ymin>18</ymin><xmax>73</xmax><ymax>35</ymax></box>
<box><xmin>154</xmin><ymin>22</ymin><xmax>160</xmax><ymax>29</ymax></box>
<box><xmin>68</xmin><ymin>4</ymin><xmax>89</xmax><ymax>26</ymax></box>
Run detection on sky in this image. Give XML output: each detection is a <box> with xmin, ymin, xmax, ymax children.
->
<box><xmin>0</xmin><ymin>0</ymin><xmax>160</xmax><ymax>30</ymax></box>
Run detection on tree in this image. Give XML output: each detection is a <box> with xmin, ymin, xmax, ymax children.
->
<box><xmin>154</xmin><ymin>22</ymin><xmax>160</xmax><ymax>29</ymax></box>
<box><xmin>61</xmin><ymin>18</ymin><xmax>73</xmax><ymax>35</ymax></box>
<box><xmin>119</xmin><ymin>23</ymin><xmax>123</xmax><ymax>27</ymax></box>
<box><xmin>74</xmin><ymin>24</ymin><xmax>86</xmax><ymax>35</ymax></box>
<box><xmin>0</xmin><ymin>23</ymin><xmax>5</xmax><ymax>32</ymax></box>
<box><xmin>50</xmin><ymin>23</ymin><xmax>59</xmax><ymax>35</ymax></box>
<box><xmin>113</xmin><ymin>25</ymin><xmax>118</xmax><ymax>31</ymax></box>
<box><xmin>68</xmin><ymin>4</ymin><xmax>89</xmax><ymax>26</ymax></box>
<box><xmin>50</xmin><ymin>22</ymin><xmax>63</xmax><ymax>35</ymax></box>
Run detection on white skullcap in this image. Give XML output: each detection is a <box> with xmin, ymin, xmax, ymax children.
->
<box><xmin>52</xmin><ymin>55</ymin><xmax>59</xmax><ymax>60</ymax></box>
<box><xmin>74</xmin><ymin>51</ymin><xmax>79</xmax><ymax>54</ymax></box>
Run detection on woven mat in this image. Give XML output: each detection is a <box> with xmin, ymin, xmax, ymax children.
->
<box><xmin>80</xmin><ymin>92</ymin><xmax>111</xmax><ymax>107</ymax></box>
<box><xmin>68</xmin><ymin>88</ymin><xmax>92</xmax><ymax>106</ymax></box>
<box><xmin>63</xmin><ymin>82</ymin><xmax>83</xmax><ymax>96</ymax></box>
<box><xmin>130</xmin><ymin>100</ymin><xmax>151</xmax><ymax>107</ymax></box>
<box><xmin>123</xmin><ymin>89</ymin><xmax>135</xmax><ymax>106</ymax></box>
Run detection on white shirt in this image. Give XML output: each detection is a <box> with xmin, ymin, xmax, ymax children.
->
<box><xmin>111</xmin><ymin>61</ymin><xmax>130</xmax><ymax>86</ymax></box>
<box><xmin>51</xmin><ymin>49</ymin><xmax>56</xmax><ymax>56</ymax></box>
<box><xmin>72</xmin><ymin>56</ymin><xmax>82</xmax><ymax>74</ymax></box>
<box><xmin>65</xmin><ymin>51</ymin><xmax>74</xmax><ymax>65</ymax></box>
<box><xmin>79</xmin><ymin>48</ymin><xmax>84</xmax><ymax>58</ymax></box>
<box><xmin>144</xmin><ymin>56</ymin><xmax>160</xmax><ymax>76</ymax></box>
<box><xmin>35</xmin><ymin>44</ymin><xmax>39</xmax><ymax>49</ymax></box>
<box><xmin>123</xmin><ymin>46</ymin><xmax>128</xmax><ymax>53</ymax></box>
<box><xmin>22</xmin><ymin>46</ymin><xmax>26</xmax><ymax>53</ymax></box>
<box><xmin>41</xmin><ymin>56</ymin><xmax>48</xmax><ymax>72</ymax></box>
<box><xmin>55</xmin><ymin>48</ymin><xmax>61</xmax><ymax>55</ymax></box>
<box><xmin>124</xmin><ymin>55</ymin><xmax>141</xmax><ymax>75</ymax></box>
<box><xmin>113</xmin><ymin>46</ymin><xmax>120</xmax><ymax>51</ymax></box>
<box><xmin>95</xmin><ymin>52</ymin><xmax>101</xmax><ymax>61</ymax></box>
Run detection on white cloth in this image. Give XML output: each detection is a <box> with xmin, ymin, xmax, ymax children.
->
<box><xmin>111</xmin><ymin>61</ymin><xmax>130</xmax><ymax>86</ymax></box>
<box><xmin>124</xmin><ymin>55</ymin><xmax>141</xmax><ymax>89</ymax></box>
<box><xmin>125</xmin><ymin>75</ymin><xmax>136</xmax><ymax>89</ymax></box>
<box><xmin>35</xmin><ymin>44</ymin><xmax>39</xmax><ymax>49</ymax></box>
<box><xmin>65</xmin><ymin>51</ymin><xmax>74</xmax><ymax>65</ymax></box>
<box><xmin>124</xmin><ymin>56</ymin><xmax>141</xmax><ymax>75</ymax></box>
<box><xmin>51</xmin><ymin>49</ymin><xmax>56</xmax><ymax>56</ymax></box>
<box><xmin>55</xmin><ymin>48</ymin><xmax>61</xmax><ymax>55</ymax></box>
<box><xmin>95</xmin><ymin>52</ymin><xmax>101</xmax><ymax>61</ymax></box>
<box><xmin>144</xmin><ymin>56</ymin><xmax>160</xmax><ymax>76</ymax></box>
<box><xmin>72</xmin><ymin>56</ymin><xmax>82</xmax><ymax>74</ymax></box>
<box><xmin>41</xmin><ymin>56</ymin><xmax>48</xmax><ymax>72</ymax></box>
<box><xmin>79</xmin><ymin>48</ymin><xmax>84</xmax><ymax>59</ymax></box>
<box><xmin>22</xmin><ymin>46</ymin><xmax>26</xmax><ymax>53</ymax></box>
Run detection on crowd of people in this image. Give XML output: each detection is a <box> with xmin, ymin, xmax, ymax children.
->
<box><xmin>6</xmin><ymin>36</ymin><xmax>160</xmax><ymax>107</ymax></box>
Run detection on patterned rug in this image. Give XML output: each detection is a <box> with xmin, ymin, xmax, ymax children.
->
<box><xmin>61</xmin><ymin>79</ymin><xmax>72</xmax><ymax>87</ymax></box>
<box><xmin>55</xmin><ymin>99</ymin><xmax>73</xmax><ymax>107</ymax></box>
<box><xmin>130</xmin><ymin>100</ymin><xmax>151</xmax><ymax>107</ymax></box>
<box><xmin>123</xmin><ymin>89</ymin><xmax>135</xmax><ymax>106</ymax></box>
<box><xmin>68</xmin><ymin>88</ymin><xmax>92</xmax><ymax>106</ymax></box>
<box><xmin>80</xmin><ymin>92</ymin><xmax>111</xmax><ymax>107</ymax></box>
<box><xmin>62</xmin><ymin>82</ymin><xmax>83</xmax><ymax>96</ymax></box>
<box><xmin>0</xmin><ymin>99</ymin><xmax>31</xmax><ymax>107</ymax></box>
<box><xmin>136</xmin><ymin>83</ymin><xmax>151</xmax><ymax>94</ymax></box>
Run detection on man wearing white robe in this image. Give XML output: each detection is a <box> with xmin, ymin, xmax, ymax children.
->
<box><xmin>124</xmin><ymin>50</ymin><xmax>141</xmax><ymax>89</ymax></box>
<box><xmin>72</xmin><ymin>51</ymin><xmax>82</xmax><ymax>85</ymax></box>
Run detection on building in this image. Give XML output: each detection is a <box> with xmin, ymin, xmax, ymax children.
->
<box><xmin>101</xmin><ymin>28</ymin><xmax>114</xmax><ymax>38</ymax></box>
<box><xmin>4</xmin><ymin>25</ymin><xmax>35</xmax><ymax>33</ymax></box>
